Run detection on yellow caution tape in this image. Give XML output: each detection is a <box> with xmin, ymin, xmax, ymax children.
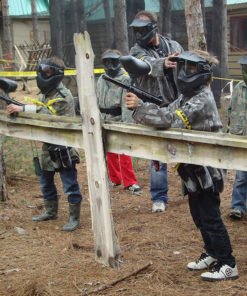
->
<box><xmin>0</xmin><ymin>68</ymin><xmax>105</xmax><ymax>77</ymax></box>
<box><xmin>212</xmin><ymin>76</ymin><xmax>242</xmax><ymax>82</ymax></box>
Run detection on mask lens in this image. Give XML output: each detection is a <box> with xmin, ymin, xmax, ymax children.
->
<box><xmin>133</xmin><ymin>26</ymin><xmax>148</xmax><ymax>36</ymax></box>
<box><xmin>184</xmin><ymin>61</ymin><xmax>197</xmax><ymax>75</ymax></box>
<box><xmin>38</xmin><ymin>64</ymin><xmax>55</xmax><ymax>77</ymax></box>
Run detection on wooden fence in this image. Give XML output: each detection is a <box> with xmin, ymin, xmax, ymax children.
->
<box><xmin>0</xmin><ymin>32</ymin><xmax>247</xmax><ymax>267</ymax></box>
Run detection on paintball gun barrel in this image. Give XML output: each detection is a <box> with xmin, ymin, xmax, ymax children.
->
<box><xmin>0</xmin><ymin>78</ymin><xmax>24</xmax><ymax>106</ymax></box>
<box><xmin>102</xmin><ymin>74</ymin><xmax>163</xmax><ymax>106</ymax></box>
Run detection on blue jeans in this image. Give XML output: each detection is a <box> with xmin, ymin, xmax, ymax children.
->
<box><xmin>231</xmin><ymin>170</ymin><xmax>247</xmax><ymax>214</ymax></box>
<box><xmin>189</xmin><ymin>191</ymin><xmax>235</xmax><ymax>266</ymax></box>
<box><xmin>40</xmin><ymin>163</ymin><xmax>82</xmax><ymax>204</ymax></box>
<box><xmin>150</xmin><ymin>161</ymin><xmax>168</xmax><ymax>204</ymax></box>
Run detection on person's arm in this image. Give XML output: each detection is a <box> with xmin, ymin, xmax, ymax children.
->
<box><xmin>130</xmin><ymin>44</ymin><xmax>178</xmax><ymax>78</ymax></box>
<box><xmin>125</xmin><ymin>92</ymin><xmax>178</xmax><ymax>128</ymax></box>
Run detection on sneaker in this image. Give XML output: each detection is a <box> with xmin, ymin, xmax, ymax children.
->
<box><xmin>201</xmin><ymin>262</ymin><xmax>239</xmax><ymax>281</ymax></box>
<box><xmin>229</xmin><ymin>209</ymin><xmax>244</xmax><ymax>220</ymax></box>
<box><xmin>152</xmin><ymin>202</ymin><xmax>166</xmax><ymax>213</ymax></box>
<box><xmin>187</xmin><ymin>253</ymin><xmax>217</xmax><ymax>270</ymax></box>
<box><xmin>124</xmin><ymin>184</ymin><xmax>142</xmax><ymax>195</ymax></box>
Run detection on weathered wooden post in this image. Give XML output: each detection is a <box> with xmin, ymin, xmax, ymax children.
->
<box><xmin>74</xmin><ymin>32</ymin><xmax>121</xmax><ymax>267</ymax></box>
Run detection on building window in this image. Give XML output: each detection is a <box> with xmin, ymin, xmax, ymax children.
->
<box><xmin>230</xmin><ymin>16</ymin><xmax>247</xmax><ymax>51</ymax></box>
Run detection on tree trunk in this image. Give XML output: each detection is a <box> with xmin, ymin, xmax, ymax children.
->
<box><xmin>160</xmin><ymin>0</ymin><xmax>171</xmax><ymax>37</ymax></box>
<box><xmin>49</xmin><ymin>0</ymin><xmax>63</xmax><ymax>58</ymax></box>
<box><xmin>0</xmin><ymin>136</ymin><xmax>8</xmax><ymax>202</ymax></box>
<box><xmin>113</xmin><ymin>0</ymin><xmax>129</xmax><ymax>54</ymax></box>
<box><xmin>126</xmin><ymin>0</ymin><xmax>145</xmax><ymax>48</ymax></box>
<box><xmin>221</xmin><ymin>0</ymin><xmax>229</xmax><ymax>79</ymax></box>
<box><xmin>2</xmin><ymin>0</ymin><xmax>13</xmax><ymax>56</ymax></box>
<box><xmin>77</xmin><ymin>0</ymin><xmax>87</xmax><ymax>32</ymax></box>
<box><xmin>184</xmin><ymin>0</ymin><xmax>207</xmax><ymax>50</ymax></box>
<box><xmin>103</xmin><ymin>0</ymin><xmax>114</xmax><ymax>48</ymax></box>
<box><xmin>211</xmin><ymin>0</ymin><xmax>228</xmax><ymax>108</ymax></box>
<box><xmin>31</xmin><ymin>0</ymin><xmax>39</xmax><ymax>43</ymax></box>
<box><xmin>200</xmin><ymin>0</ymin><xmax>207</xmax><ymax>38</ymax></box>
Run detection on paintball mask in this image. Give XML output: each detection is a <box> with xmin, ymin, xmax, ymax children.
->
<box><xmin>129</xmin><ymin>18</ymin><xmax>157</xmax><ymax>48</ymax></box>
<box><xmin>102</xmin><ymin>51</ymin><xmax>121</xmax><ymax>78</ymax></box>
<box><xmin>170</xmin><ymin>52</ymin><xmax>212</xmax><ymax>96</ymax></box>
<box><xmin>36</xmin><ymin>60</ymin><xmax>64</xmax><ymax>94</ymax></box>
<box><xmin>237</xmin><ymin>55</ymin><xmax>247</xmax><ymax>85</ymax></box>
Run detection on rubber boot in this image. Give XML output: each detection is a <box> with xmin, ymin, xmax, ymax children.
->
<box><xmin>61</xmin><ymin>203</ymin><xmax>81</xmax><ymax>231</ymax></box>
<box><xmin>32</xmin><ymin>199</ymin><xmax>58</xmax><ymax>221</ymax></box>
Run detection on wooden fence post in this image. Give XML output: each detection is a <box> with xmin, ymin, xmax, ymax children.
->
<box><xmin>74</xmin><ymin>32</ymin><xmax>121</xmax><ymax>267</ymax></box>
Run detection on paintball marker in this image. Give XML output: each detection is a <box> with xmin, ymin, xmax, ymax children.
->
<box><xmin>0</xmin><ymin>78</ymin><xmax>24</xmax><ymax>106</ymax></box>
<box><xmin>103</xmin><ymin>74</ymin><xmax>163</xmax><ymax>106</ymax></box>
<box><xmin>102</xmin><ymin>55</ymin><xmax>163</xmax><ymax>106</ymax></box>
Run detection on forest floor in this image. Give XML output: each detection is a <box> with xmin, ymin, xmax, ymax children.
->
<box><xmin>0</xmin><ymin>80</ymin><xmax>247</xmax><ymax>296</ymax></box>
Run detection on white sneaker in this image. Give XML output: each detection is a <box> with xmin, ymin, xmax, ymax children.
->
<box><xmin>201</xmin><ymin>263</ymin><xmax>239</xmax><ymax>281</ymax></box>
<box><xmin>187</xmin><ymin>253</ymin><xmax>217</xmax><ymax>270</ymax></box>
<box><xmin>124</xmin><ymin>184</ymin><xmax>142</xmax><ymax>195</ymax></box>
<box><xmin>152</xmin><ymin>202</ymin><xmax>166</xmax><ymax>213</ymax></box>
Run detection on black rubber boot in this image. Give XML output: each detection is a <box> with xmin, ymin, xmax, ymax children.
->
<box><xmin>32</xmin><ymin>199</ymin><xmax>58</xmax><ymax>221</ymax></box>
<box><xmin>61</xmin><ymin>203</ymin><xmax>81</xmax><ymax>231</ymax></box>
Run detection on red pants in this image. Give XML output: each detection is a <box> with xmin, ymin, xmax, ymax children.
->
<box><xmin>107</xmin><ymin>152</ymin><xmax>138</xmax><ymax>188</ymax></box>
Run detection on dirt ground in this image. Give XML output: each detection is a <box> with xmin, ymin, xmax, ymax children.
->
<box><xmin>0</xmin><ymin>81</ymin><xmax>247</xmax><ymax>296</ymax></box>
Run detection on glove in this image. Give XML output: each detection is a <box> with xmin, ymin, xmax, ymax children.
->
<box><xmin>153</xmin><ymin>160</ymin><xmax>160</xmax><ymax>171</ymax></box>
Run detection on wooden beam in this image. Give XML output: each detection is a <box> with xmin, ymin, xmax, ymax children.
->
<box><xmin>74</xmin><ymin>32</ymin><xmax>121</xmax><ymax>267</ymax></box>
<box><xmin>1</xmin><ymin>111</ymin><xmax>247</xmax><ymax>170</ymax></box>
<box><xmin>0</xmin><ymin>111</ymin><xmax>83</xmax><ymax>148</ymax></box>
<box><xmin>103</xmin><ymin>122</ymin><xmax>247</xmax><ymax>171</ymax></box>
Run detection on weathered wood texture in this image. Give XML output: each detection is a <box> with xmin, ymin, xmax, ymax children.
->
<box><xmin>74</xmin><ymin>32</ymin><xmax>121</xmax><ymax>267</ymax></box>
<box><xmin>1</xmin><ymin>111</ymin><xmax>247</xmax><ymax>171</ymax></box>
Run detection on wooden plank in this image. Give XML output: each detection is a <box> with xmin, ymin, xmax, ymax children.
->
<box><xmin>74</xmin><ymin>32</ymin><xmax>121</xmax><ymax>267</ymax></box>
<box><xmin>2</xmin><ymin>111</ymin><xmax>247</xmax><ymax>170</ymax></box>
<box><xmin>0</xmin><ymin>111</ymin><xmax>83</xmax><ymax>148</ymax></box>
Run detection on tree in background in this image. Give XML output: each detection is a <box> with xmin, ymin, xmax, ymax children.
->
<box><xmin>113</xmin><ymin>0</ymin><xmax>129</xmax><ymax>55</ymax></box>
<box><xmin>103</xmin><ymin>0</ymin><xmax>114</xmax><ymax>48</ymax></box>
<box><xmin>31</xmin><ymin>0</ymin><xmax>39</xmax><ymax>43</ymax></box>
<box><xmin>2</xmin><ymin>0</ymin><xmax>12</xmax><ymax>56</ymax></box>
<box><xmin>159</xmin><ymin>0</ymin><xmax>171</xmax><ymax>37</ymax></box>
<box><xmin>209</xmin><ymin>0</ymin><xmax>229</xmax><ymax>107</ymax></box>
<box><xmin>126</xmin><ymin>0</ymin><xmax>145</xmax><ymax>48</ymax></box>
<box><xmin>184</xmin><ymin>0</ymin><xmax>207</xmax><ymax>50</ymax></box>
<box><xmin>0</xmin><ymin>0</ymin><xmax>11</xmax><ymax>201</ymax></box>
<box><xmin>77</xmin><ymin>0</ymin><xmax>87</xmax><ymax>32</ymax></box>
<box><xmin>49</xmin><ymin>0</ymin><xmax>63</xmax><ymax>58</ymax></box>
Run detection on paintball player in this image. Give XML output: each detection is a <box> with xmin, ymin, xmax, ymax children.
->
<box><xmin>228</xmin><ymin>54</ymin><xmax>247</xmax><ymax>220</ymax></box>
<box><xmin>6</xmin><ymin>56</ymin><xmax>82</xmax><ymax>232</ymax></box>
<box><xmin>96</xmin><ymin>49</ymin><xmax>141</xmax><ymax>195</ymax></box>
<box><xmin>129</xmin><ymin>10</ymin><xmax>183</xmax><ymax>213</ymax></box>
<box><xmin>125</xmin><ymin>50</ymin><xmax>238</xmax><ymax>281</ymax></box>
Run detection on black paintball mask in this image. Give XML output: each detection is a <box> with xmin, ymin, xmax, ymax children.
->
<box><xmin>36</xmin><ymin>60</ymin><xmax>64</xmax><ymax>95</ymax></box>
<box><xmin>170</xmin><ymin>52</ymin><xmax>212</xmax><ymax>96</ymax></box>
<box><xmin>129</xmin><ymin>18</ymin><xmax>157</xmax><ymax>48</ymax></box>
<box><xmin>102</xmin><ymin>52</ymin><xmax>121</xmax><ymax>78</ymax></box>
<box><xmin>237</xmin><ymin>55</ymin><xmax>247</xmax><ymax>85</ymax></box>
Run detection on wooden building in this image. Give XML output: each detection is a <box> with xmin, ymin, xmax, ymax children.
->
<box><xmin>227</xmin><ymin>1</ymin><xmax>247</xmax><ymax>79</ymax></box>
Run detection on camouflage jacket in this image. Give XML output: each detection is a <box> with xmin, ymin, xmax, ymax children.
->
<box><xmin>96</xmin><ymin>69</ymin><xmax>134</xmax><ymax>123</ymax></box>
<box><xmin>133</xmin><ymin>85</ymin><xmax>225</xmax><ymax>194</ymax></box>
<box><xmin>228</xmin><ymin>81</ymin><xmax>247</xmax><ymax>135</ymax></box>
<box><xmin>24</xmin><ymin>82</ymin><xmax>80</xmax><ymax>171</ymax></box>
<box><xmin>130</xmin><ymin>34</ymin><xmax>183</xmax><ymax>106</ymax></box>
